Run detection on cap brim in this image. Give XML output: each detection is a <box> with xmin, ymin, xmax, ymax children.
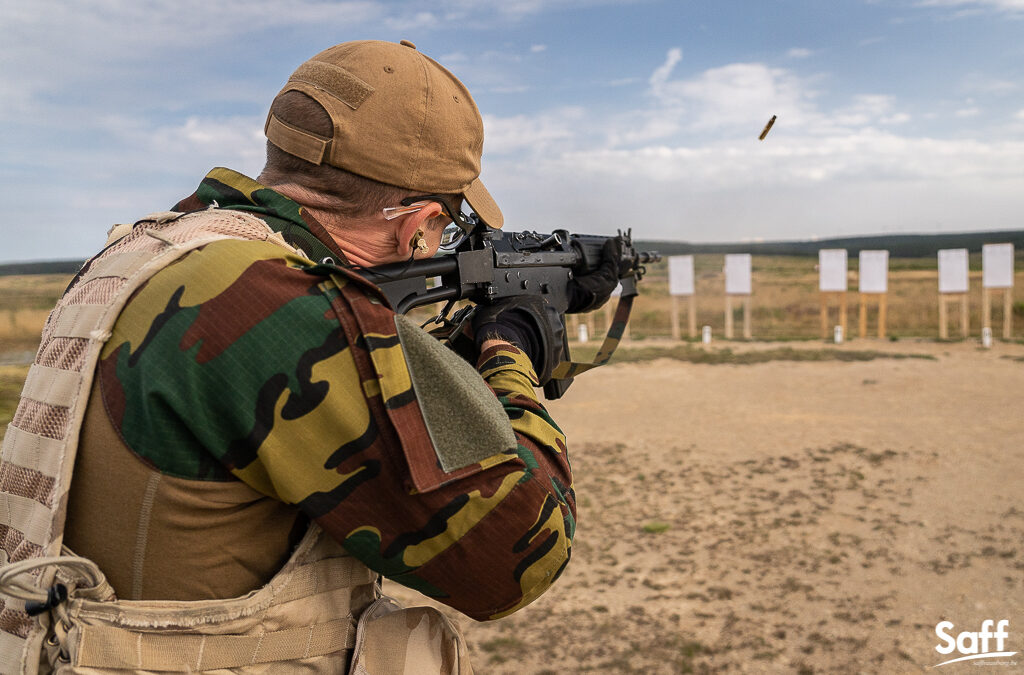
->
<box><xmin>463</xmin><ymin>178</ymin><xmax>503</xmax><ymax>229</ymax></box>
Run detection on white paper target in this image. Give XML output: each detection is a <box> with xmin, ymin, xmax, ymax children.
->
<box><xmin>982</xmin><ymin>243</ymin><xmax>1014</xmax><ymax>289</ymax></box>
<box><xmin>668</xmin><ymin>255</ymin><xmax>694</xmax><ymax>296</ymax></box>
<box><xmin>858</xmin><ymin>250</ymin><xmax>889</xmax><ymax>293</ymax></box>
<box><xmin>818</xmin><ymin>249</ymin><xmax>848</xmax><ymax>292</ymax></box>
<box><xmin>938</xmin><ymin>248</ymin><xmax>969</xmax><ymax>294</ymax></box>
<box><xmin>724</xmin><ymin>254</ymin><xmax>752</xmax><ymax>295</ymax></box>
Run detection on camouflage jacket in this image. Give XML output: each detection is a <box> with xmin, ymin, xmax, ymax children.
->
<box><xmin>88</xmin><ymin>168</ymin><xmax>575</xmax><ymax>621</ymax></box>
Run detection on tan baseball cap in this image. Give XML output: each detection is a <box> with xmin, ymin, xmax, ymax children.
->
<box><xmin>265</xmin><ymin>39</ymin><xmax>503</xmax><ymax>229</ymax></box>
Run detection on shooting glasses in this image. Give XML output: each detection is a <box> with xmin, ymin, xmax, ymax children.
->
<box><xmin>382</xmin><ymin>194</ymin><xmax>480</xmax><ymax>251</ymax></box>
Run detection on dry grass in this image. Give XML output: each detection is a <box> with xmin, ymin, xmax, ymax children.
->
<box><xmin>569</xmin><ymin>343</ymin><xmax>936</xmax><ymax>366</ymax></box>
<box><xmin>0</xmin><ymin>274</ymin><xmax>68</xmax><ymax>353</ymax></box>
<box><xmin>0</xmin><ymin>365</ymin><xmax>30</xmax><ymax>442</ymax></box>
<box><xmin>588</xmin><ymin>254</ymin><xmax>1024</xmax><ymax>341</ymax></box>
<box><xmin>1</xmin><ymin>257</ymin><xmax>1022</xmax><ymax>355</ymax></box>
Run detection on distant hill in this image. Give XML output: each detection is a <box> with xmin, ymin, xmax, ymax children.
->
<box><xmin>2</xmin><ymin>229</ymin><xmax>1022</xmax><ymax>276</ymax></box>
<box><xmin>0</xmin><ymin>260</ymin><xmax>84</xmax><ymax>276</ymax></box>
<box><xmin>635</xmin><ymin>229</ymin><xmax>1024</xmax><ymax>258</ymax></box>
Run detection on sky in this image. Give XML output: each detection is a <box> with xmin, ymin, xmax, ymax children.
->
<box><xmin>1</xmin><ymin>0</ymin><xmax>1023</xmax><ymax>262</ymax></box>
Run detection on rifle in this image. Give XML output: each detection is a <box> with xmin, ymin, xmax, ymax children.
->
<box><xmin>359</xmin><ymin>225</ymin><xmax>660</xmax><ymax>400</ymax></box>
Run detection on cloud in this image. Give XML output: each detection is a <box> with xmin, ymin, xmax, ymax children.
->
<box><xmin>475</xmin><ymin>52</ymin><xmax>1023</xmax><ymax>243</ymax></box>
<box><xmin>958</xmin><ymin>75</ymin><xmax>1018</xmax><ymax>95</ymax></box>
<box><xmin>0</xmin><ymin>1</ymin><xmax>384</xmax><ymax>127</ymax></box>
<box><xmin>649</xmin><ymin>48</ymin><xmax>684</xmax><ymax>97</ymax></box>
<box><xmin>547</xmin><ymin>133</ymin><xmax>1024</xmax><ymax>189</ymax></box>
<box><xmin>484</xmin><ymin>130</ymin><xmax>1024</xmax><ymax>243</ymax></box>
<box><xmin>916</xmin><ymin>0</ymin><xmax>1024</xmax><ymax>12</ymax></box>
<box><xmin>648</xmin><ymin>53</ymin><xmax>819</xmax><ymax>136</ymax></box>
<box><xmin>436</xmin><ymin>0</ymin><xmax>646</xmax><ymax>22</ymax></box>
<box><xmin>2</xmin><ymin>1</ymin><xmax>1022</xmax><ymax>261</ymax></box>
<box><xmin>384</xmin><ymin>10</ymin><xmax>441</xmax><ymax>31</ymax></box>
<box><xmin>483</xmin><ymin>109</ymin><xmax>584</xmax><ymax>154</ymax></box>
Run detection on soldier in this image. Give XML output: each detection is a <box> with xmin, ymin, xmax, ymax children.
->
<box><xmin>0</xmin><ymin>40</ymin><xmax>621</xmax><ymax>673</ymax></box>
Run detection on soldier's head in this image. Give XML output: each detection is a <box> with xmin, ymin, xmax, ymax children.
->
<box><xmin>259</xmin><ymin>40</ymin><xmax>501</xmax><ymax>265</ymax></box>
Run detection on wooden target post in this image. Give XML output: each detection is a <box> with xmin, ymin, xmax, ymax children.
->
<box><xmin>858</xmin><ymin>295</ymin><xmax>888</xmax><ymax>339</ymax></box>
<box><xmin>937</xmin><ymin>248</ymin><xmax>970</xmax><ymax>339</ymax></box>
<box><xmin>668</xmin><ymin>255</ymin><xmax>696</xmax><ymax>340</ymax></box>
<box><xmin>670</xmin><ymin>295</ymin><xmax>697</xmax><ymax>340</ymax></box>
<box><xmin>819</xmin><ymin>292</ymin><xmax>849</xmax><ymax>339</ymax></box>
<box><xmin>819</xmin><ymin>249</ymin><xmax>849</xmax><ymax>339</ymax></box>
<box><xmin>982</xmin><ymin>288</ymin><xmax>1013</xmax><ymax>339</ymax></box>
<box><xmin>723</xmin><ymin>254</ymin><xmax>752</xmax><ymax>339</ymax></box>
<box><xmin>938</xmin><ymin>294</ymin><xmax>969</xmax><ymax>339</ymax></box>
<box><xmin>858</xmin><ymin>250</ymin><xmax>889</xmax><ymax>338</ymax></box>
<box><xmin>725</xmin><ymin>294</ymin><xmax>752</xmax><ymax>339</ymax></box>
<box><xmin>982</xmin><ymin>243</ymin><xmax>1015</xmax><ymax>339</ymax></box>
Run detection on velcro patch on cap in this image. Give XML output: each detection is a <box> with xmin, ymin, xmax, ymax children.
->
<box><xmin>291</xmin><ymin>61</ymin><xmax>375</xmax><ymax>110</ymax></box>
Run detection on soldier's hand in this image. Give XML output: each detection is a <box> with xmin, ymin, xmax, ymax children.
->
<box><xmin>567</xmin><ymin>237</ymin><xmax>630</xmax><ymax>313</ymax></box>
<box><xmin>472</xmin><ymin>296</ymin><xmax>564</xmax><ymax>384</ymax></box>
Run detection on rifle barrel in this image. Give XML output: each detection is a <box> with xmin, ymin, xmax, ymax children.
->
<box><xmin>637</xmin><ymin>251</ymin><xmax>661</xmax><ymax>264</ymax></box>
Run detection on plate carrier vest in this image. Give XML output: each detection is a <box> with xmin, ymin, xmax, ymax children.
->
<box><xmin>0</xmin><ymin>209</ymin><xmax>472</xmax><ymax>674</ymax></box>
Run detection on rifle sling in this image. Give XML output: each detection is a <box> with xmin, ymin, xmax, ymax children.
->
<box><xmin>550</xmin><ymin>292</ymin><xmax>634</xmax><ymax>380</ymax></box>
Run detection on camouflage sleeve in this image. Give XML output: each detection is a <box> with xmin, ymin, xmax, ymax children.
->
<box><xmin>99</xmin><ymin>238</ymin><xmax>574</xmax><ymax>620</ymax></box>
<box><xmin>295</xmin><ymin>282</ymin><xmax>576</xmax><ymax>622</ymax></box>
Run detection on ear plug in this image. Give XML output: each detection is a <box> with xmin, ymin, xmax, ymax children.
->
<box><xmin>412</xmin><ymin>232</ymin><xmax>429</xmax><ymax>253</ymax></box>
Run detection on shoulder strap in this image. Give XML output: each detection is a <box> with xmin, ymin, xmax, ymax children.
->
<box><xmin>0</xmin><ymin>208</ymin><xmax>286</xmax><ymax>674</ymax></box>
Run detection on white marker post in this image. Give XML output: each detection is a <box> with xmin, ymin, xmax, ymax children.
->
<box><xmin>724</xmin><ymin>254</ymin><xmax>752</xmax><ymax>339</ymax></box>
<box><xmin>858</xmin><ymin>250</ymin><xmax>889</xmax><ymax>339</ymax></box>
<box><xmin>578</xmin><ymin>322</ymin><xmax>589</xmax><ymax>343</ymax></box>
<box><xmin>938</xmin><ymin>248</ymin><xmax>970</xmax><ymax>339</ymax></box>
<box><xmin>982</xmin><ymin>243</ymin><xmax>1014</xmax><ymax>339</ymax></box>
<box><xmin>819</xmin><ymin>249</ymin><xmax>848</xmax><ymax>339</ymax></box>
<box><xmin>668</xmin><ymin>255</ymin><xmax>696</xmax><ymax>340</ymax></box>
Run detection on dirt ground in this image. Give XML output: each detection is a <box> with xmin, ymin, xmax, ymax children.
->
<box><xmin>385</xmin><ymin>338</ymin><xmax>1024</xmax><ymax>673</ymax></box>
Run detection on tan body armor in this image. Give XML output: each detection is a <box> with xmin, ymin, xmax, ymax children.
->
<box><xmin>0</xmin><ymin>210</ymin><xmax>472</xmax><ymax>674</ymax></box>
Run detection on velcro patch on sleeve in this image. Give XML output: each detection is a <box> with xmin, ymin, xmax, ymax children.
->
<box><xmin>394</xmin><ymin>314</ymin><xmax>517</xmax><ymax>473</ymax></box>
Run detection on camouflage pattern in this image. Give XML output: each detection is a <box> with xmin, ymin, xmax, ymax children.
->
<box><xmin>0</xmin><ymin>206</ymin><xmax>305</xmax><ymax>674</ymax></box>
<box><xmin>350</xmin><ymin>597</ymin><xmax>473</xmax><ymax>674</ymax></box>
<box><xmin>173</xmin><ymin>167</ymin><xmax>343</xmax><ymax>265</ymax></box>
<box><xmin>92</xmin><ymin>168</ymin><xmax>575</xmax><ymax>620</ymax></box>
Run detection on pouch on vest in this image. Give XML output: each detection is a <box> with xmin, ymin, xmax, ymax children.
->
<box><xmin>349</xmin><ymin>597</ymin><xmax>473</xmax><ymax>675</ymax></box>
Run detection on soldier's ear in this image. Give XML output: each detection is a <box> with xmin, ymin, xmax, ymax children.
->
<box><xmin>395</xmin><ymin>203</ymin><xmax>442</xmax><ymax>256</ymax></box>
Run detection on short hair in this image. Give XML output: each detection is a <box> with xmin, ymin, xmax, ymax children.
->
<box><xmin>261</xmin><ymin>91</ymin><xmax>459</xmax><ymax>223</ymax></box>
